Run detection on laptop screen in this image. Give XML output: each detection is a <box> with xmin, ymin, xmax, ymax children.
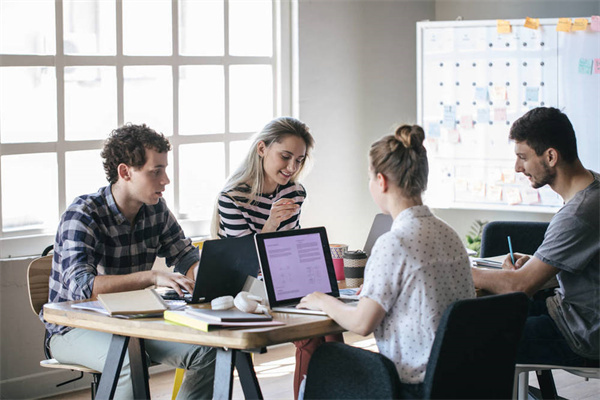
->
<box><xmin>255</xmin><ymin>227</ymin><xmax>339</xmax><ymax>306</ymax></box>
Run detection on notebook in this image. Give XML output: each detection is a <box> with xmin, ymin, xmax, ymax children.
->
<box><xmin>189</xmin><ymin>235</ymin><xmax>260</xmax><ymax>303</ymax></box>
<box><xmin>254</xmin><ymin>227</ymin><xmax>357</xmax><ymax>316</ymax></box>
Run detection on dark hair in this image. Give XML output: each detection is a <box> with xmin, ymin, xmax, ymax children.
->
<box><xmin>369</xmin><ymin>124</ymin><xmax>428</xmax><ymax>198</ymax></box>
<box><xmin>101</xmin><ymin>123</ymin><xmax>171</xmax><ymax>184</ymax></box>
<box><xmin>509</xmin><ymin>107</ymin><xmax>578</xmax><ymax>163</ymax></box>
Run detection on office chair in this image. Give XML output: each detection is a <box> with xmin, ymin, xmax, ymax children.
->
<box><xmin>27</xmin><ymin>246</ymin><xmax>185</xmax><ymax>399</ymax></box>
<box><xmin>480</xmin><ymin>221</ymin><xmax>599</xmax><ymax>399</ymax></box>
<box><xmin>303</xmin><ymin>342</ymin><xmax>402</xmax><ymax>399</ymax></box>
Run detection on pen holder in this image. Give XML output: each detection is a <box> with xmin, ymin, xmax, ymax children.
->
<box><xmin>330</xmin><ymin>244</ymin><xmax>348</xmax><ymax>281</ymax></box>
<box><xmin>343</xmin><ymin>250</ymin><xmax>367</xmax><ymax>288</ymax></box>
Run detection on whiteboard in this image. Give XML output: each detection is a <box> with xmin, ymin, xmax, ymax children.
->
<box><xmin>417</xmin><ymin>18</ymin><xmax>599</xmax><ymax>213</ymax></box>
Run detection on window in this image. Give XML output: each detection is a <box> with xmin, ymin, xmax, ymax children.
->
<box><xmin>0</xmin><ymin>0</ymin><xmax>294</xmax><ymax>258</ymax></box>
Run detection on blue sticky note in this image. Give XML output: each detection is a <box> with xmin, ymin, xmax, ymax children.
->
<box><xmin>428</xmin><ymin>122</ymin><xmax>441</xmax><ymax>138</ymax></box>
<box><xmin>475</xmin><ymin>87</ymin><xmax>488</xmax><ymax>101</ymax></box>
<box><xmin>526</xmin><ymin>87</ymin><xmax>539</xmax><ymax>102</ymax></box>
<box><xmin>477</xmin><ymin>108</ymin><xmax>490</xmax><ymax>124</ymax></box>
<box><xmin>443</xmin><ymin>105</ymin><xmax>456</xmax><ymax>129</ymax></box>
<box><xmin>579</xmin><ymin>58</ymin><xmax>593</xmax><ymax>75</ymax></box>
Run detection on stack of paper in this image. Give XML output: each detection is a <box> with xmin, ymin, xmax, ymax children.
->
<box><xmin>72</xmin><ymin>289</ymin><xmax>184</xmax><ymax>318</ymax></box>
<box><xmin>471</xmin><ymin>255</ymin><xmax>505</xmax><ymax>269</ymax></box>
<box><xmin>164</xmin><ymin>308</ymin><xmax>285</xmax><ymax>332</ymax></box>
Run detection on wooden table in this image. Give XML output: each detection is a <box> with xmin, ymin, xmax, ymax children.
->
<box><xmin>43</xmin><ymin>302</ymin><xmax>344</xmax><ymax>400</ymax></box>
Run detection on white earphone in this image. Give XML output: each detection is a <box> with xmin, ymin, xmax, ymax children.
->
<box><xmin>211</xmin><ymin>295</ymin><xmax>234</xmax><ymax>310</ymax></box>
<box><xmin>234</xmin><ymin>291</ymin><xmax>267</xmax><ymax>314</ymax></box>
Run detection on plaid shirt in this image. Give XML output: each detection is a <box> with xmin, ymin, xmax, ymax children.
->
<box><xmin>42</xmin><ymin>185</ymin><xmax>199</xmax><ymax>337</ymax></box>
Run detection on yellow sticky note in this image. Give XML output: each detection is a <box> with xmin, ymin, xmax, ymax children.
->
<box><xmin>556</xmin><ymin>18</ymin><xmax>572</xmax><ymax>32</ymax></box>
<box><xmin>497</xmin><ymin>19</ymin><xmax>512</xmax><ymax>34</ymax></box>
<box><xmin>572</xmin><ymin>18</ymin><xmax>589</xmax><ymax>31</ymax></box>
<box><xmin>524</xmin><ymin>17</ymin><xmax>540</xmax><ymax>30</ymax></box>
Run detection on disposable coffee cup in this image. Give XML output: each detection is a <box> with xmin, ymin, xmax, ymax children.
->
<box><xmin>343</xmin><ymin>250</ymin><xmax>367</xmax><ymax>288</ymax></box>
<box><xmin>330</xmin><ymin>244</ymin><xmax>348</xmax><ymax>281</ymax></box>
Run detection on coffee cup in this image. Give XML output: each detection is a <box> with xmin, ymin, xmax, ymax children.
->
<box><xmin>343</xmin><ymin>250</ymin><xmax>368</xmax><ymax>288</ymax></box>
<box><xmin>330</xmin><ymin>244</ymin><xmax>348</xmax><ymax>281</ymax></box>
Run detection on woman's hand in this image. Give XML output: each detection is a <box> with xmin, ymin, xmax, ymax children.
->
<box><xmin>297</xmin><ymin>292</ymin><xmax>328</xmax><ymax>311</ymax></box>
<box><xmin>502</xmin><ymin>252</ymin><xmax>530</xmax><ymax>270</ymax></box>
<box><xmin>262</xmin><ymin>198</ymin><xmax>300</xmax><ymax>232</ymax></box>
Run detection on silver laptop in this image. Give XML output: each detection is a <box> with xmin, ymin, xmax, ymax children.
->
<box><xmin>254</xmin><ymin>227</ymin><xmax>357</xmax><ymax>316</ymax></box>
<box><xmin>363</xmin><ymin>213</ymin><xmax>393</xmax><ymax>256</ymax></box>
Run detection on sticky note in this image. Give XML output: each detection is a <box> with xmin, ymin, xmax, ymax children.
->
<box><xmin>556</xmin><ymin>18</ymin><xmax>572</xmax><ymax>32</ymax></box>
<box><xmin>594</xmin><ymin>59</ymin><xmax>600</xmax><ymax>74</ymax></box>
<box><xmin>505</xmin><ymin>187</ymin><xmax>522</xmax><ymax>205</ymax></box>
<box><xmin>490</xmin><ymin>86</ymin><xmax>507</xmax><ymax>101</ymax></box>
<box><xmin>487</xmin><ymin>185</ymin><xmax>503</xmax><ymax>202</ymax></box>
<box><xmin>447</xmin><ymin>129</ymin><xmax>460</xmax><ymax>144</ymax></box>
<box><xmin>443</xmin><ymin>105</ymin><xmax>456</xmax><ymax>129</ymax></box>
<box><xmin>591</xmin><ymin>16</ymin><xmax>600</xmax><ymax>32</ymax></box>
<box><xmin>428</xmin><ymin>122</ymin><xmax>441</xmax><ymax>138</ymax></box>
<box><xmin>460</xmin><ymin>115</ymin><xmax>473</xmax><ymax>129</ymax></box>
<box><xmin>522</xmin><ymin>188</ymin><xmax>540</xmax><ymax>204</ymax></box>
<box><xmin>477</xmin><ymin>108</ymin><xmax>490</xmax><ymax>124</ymax></box>
<box><xmin>494</xmin><ymin>107</ymin><xmax>507</xmax><ymax>121</ymax></box>
<box><xmin>572</xmin><ymin>18</ymin><xmax>589</xmax><ymax>31</ymax></box>
<box><xmin>475</xmin><ymin>87</ymin><xmax>488</xmax><ymax>101</ymax></box>
<box><xmin>526</xmin><ymin>87</ymin><xmax>539</xmax><ymax>102</ymax></box>
<box><xmin>497</xmin><ymin>20</ymin><xmax>512</xmax><ymax>34</ymax></box>
<box><xmin>579</xmin><ymin>58</ymin><xmax>593</xmax><ymax>75</ymax></box>
<box><xmin>524</xmin><ymin>17</ymin><xmax>540</xmax><ymax>30</ymax></box>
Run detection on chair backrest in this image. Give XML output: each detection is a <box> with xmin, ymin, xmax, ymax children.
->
<box><xmin>422</xmin><ymin>292</ymin><xmax>529</xmax><ymax>399</ymax></box>
<box><xmin>27</xmin><ymin>255</ymin><xmax>53</xmax><ymax>316</ymax></box>
<box><xmin>480</xmin><ymin>221</ymin><xmax>549</xmax><ymax>258</ymax></box>
<box><xmin>303</xmin><ymin>342</ymin><xmax>402</xmax><ymax>399</ymax></box>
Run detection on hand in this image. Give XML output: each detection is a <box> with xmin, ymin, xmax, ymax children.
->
<box><xmin>263</xmin><ymin>198</ymin><xmax>300</xmax><ymax>232</ymax></box>
<box><xmin>502</xmin><ymin>252</ymin><xmax>530</xmax><ymax>270</ymax></box>
<box><xmin>297</xmin><ymin>292</ymin><xmax>327</xmax><ymax>311</ymax></box>
<box><xmin>355</xmin><ymin>284</ymin><xmax>363</xmax><ymax>295</ymax></box>
<box><xmin>153</xmin><ymin>270</ymin><xmax>195</xmax><ymax>297</ymax></box>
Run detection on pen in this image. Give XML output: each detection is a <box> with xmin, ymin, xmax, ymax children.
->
<box><xmin>507</xmin><ymin>236</ymin><xmax>515</xmax><ymax>265</ymax></box>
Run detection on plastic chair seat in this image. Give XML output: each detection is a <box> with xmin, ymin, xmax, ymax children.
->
<box><xmin>40</xmin><ymin>358</ymin><xmax>101</xmax><ymax>374</ymax></box>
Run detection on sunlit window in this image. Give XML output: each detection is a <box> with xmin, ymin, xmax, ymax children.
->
<box><xmin>0</xmin><ymin>0</ymin><xmax>291</xmax><ymax>257</ymax></box>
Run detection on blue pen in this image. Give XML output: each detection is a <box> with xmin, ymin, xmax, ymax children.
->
<box><xmin>507</xmin><ymin>236</ymin><xmax>515</xmax><ymax>265</ymax></box>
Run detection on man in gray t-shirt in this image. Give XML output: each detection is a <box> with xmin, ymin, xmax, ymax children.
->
<box><xmin>472</xmin><ymin>107</ymin><xmax>599</xmax><ymax>366</ymax></box>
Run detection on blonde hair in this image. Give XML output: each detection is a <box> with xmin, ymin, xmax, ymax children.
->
<box><xmin>369</xmin><ymin>124</ymin><xmax>428</xmax><ymax>199</ymax></box>
<box><xmin>210</xmin><ymin>117</ymin><xmax>315</xmax><ymax>237</ymax></box>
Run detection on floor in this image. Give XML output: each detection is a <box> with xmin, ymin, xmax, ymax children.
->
<box><xmin>42</xmin><ymin>332</ymin><xmax>599</xmax><ymax>400</ymax></box>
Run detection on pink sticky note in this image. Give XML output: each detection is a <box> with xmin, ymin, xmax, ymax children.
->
<box><xmin>595</xmin><ymin>59</ymin><xmax>600</xmax><ymax>74</ymax></box>
<box><xmin>591</xmin><ymin>15</ymin><xmax>600</xmax><ymax>32</ymax></box>
<box><xmin>494</xmin><ymin>107</ymin><xmax>507</xmax><ymax>121</ymax></box>
<box><xmin>460</xmin><ymin>115</ymin><xmax>473</xmax><ymax>129</ymax></box>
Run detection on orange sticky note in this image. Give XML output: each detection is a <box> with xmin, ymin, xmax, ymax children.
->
<box><xmin>556</xmin><ymin>18</ymin><xmax>572</xmax><ymax>32</ymax></box>
<box><xmin>497</xmin><ymin>20</ymin><xmax>512</xmax><ymax>34</ymax></box>
<box><xmin>591</xmin><ymin>16</ymin><xmax>600</xmax><ymax>32</ymax></box>
<box><xmin>524</xmin><ymin>17</ymin><xmax>540</xmax><ymax>30</ymax></box>
<box><xmin>572</xmin><ymin>18</ymin><xmax>589</xmax><ymax>31</ymax></box>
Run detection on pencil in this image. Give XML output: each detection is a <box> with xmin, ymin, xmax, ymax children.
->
<box><xmin>507</xmin><ymin>236</ymin><xmax>515</xmax><ymax>264</ymax></box>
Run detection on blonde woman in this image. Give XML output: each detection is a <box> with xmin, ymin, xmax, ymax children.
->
<box><xmin>211</xmin><ymin>116</ymin><xmax>342</xmax><ymax>399</ymax></box>
<box><xmin>299</xmin><ymin>125</ymin><xmax>475</xmax><ymax>398</ymax></box>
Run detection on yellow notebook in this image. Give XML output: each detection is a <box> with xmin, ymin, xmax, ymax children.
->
<box><xmin>164</xmin><ymin>310</ymin><xmax>285</xmax><ymax>332</ymax></box>
<box><xmin>97</xmin><ymin>288</ymin><xmax>167</xmax><ymax>316</ymax></box>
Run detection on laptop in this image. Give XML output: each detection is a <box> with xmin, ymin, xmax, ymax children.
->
<box><xmin>363</xmin><ymin>213</ymin><xmax>393</xmax><ymax>256</ymax></box>
<box><xmin>254</xmin><ymin>226</ymin><xmax>357</xmax><ymax>316</ymax></box>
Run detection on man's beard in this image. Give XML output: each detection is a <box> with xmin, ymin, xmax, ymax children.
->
<box><xmin>531</xmin><ymin>160</ymin><xmax>556</xmax><ymax>189</ymax></box>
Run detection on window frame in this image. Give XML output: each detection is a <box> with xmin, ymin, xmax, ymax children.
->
<box><xmin>0</xmin><ymin>0</ymin><xmax>297</xmax><ymax>258</ymax></box>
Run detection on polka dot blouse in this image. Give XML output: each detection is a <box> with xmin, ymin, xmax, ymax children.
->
<box><xmin>360</xmin><ymin>205</ymin><xmax>476</xmax><ymax>384</ymax></box>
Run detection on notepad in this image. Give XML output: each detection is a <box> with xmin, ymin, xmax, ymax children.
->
<box><xmin>97</xmin><ymin>288</ymin><xmax>168</xmax><ymax>316</ymax></box>
<box><xmin>185</xmin><ymin>308</ymin><xmax>272</xmax><ymax>322</ymax></box>
<box><xmin>164</xmin><ymin>310</ymin><xmax>284</xmax><ymax>332</ymax></box>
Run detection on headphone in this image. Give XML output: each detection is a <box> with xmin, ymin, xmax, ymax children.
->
<box><xmin>210</xmin><ymin>291</ymin><xmax>267</xmax><ymax>313</ymax></box>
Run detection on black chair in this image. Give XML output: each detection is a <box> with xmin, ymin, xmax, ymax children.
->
<box><xmin>303</xmin><ymin>293</ymin><xmax>529</xmax><ymax>399</ymax></box>
<box><xmin>303</xmin><ymin>342</ymin><xmax>402</xmax><ymax>399</ymax></box>
<box><xmin>422</xmin><ymin>292</ymin><xmax>529</xmax><ymax>399</ymax></box>
<box><xmin>479</xmin><ymin>220</ymin><xmax>549</xmax><ymax>258</ymax></box>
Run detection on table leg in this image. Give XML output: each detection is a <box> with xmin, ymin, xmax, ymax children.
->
<box><xmin>235</xmin><ymin>352</ymin><xmax>263</xmax><ymax>400</ymax></box>
<box><xmin>213</xmin><ymin>349</ymin><xmax>235</xmax><ymax>400</ymax></box>
<box><xmin>95</xmin><ymin>335</ymin><xmax>129</xmax><ymax>400</ymax></box>
<box><xmin>128</xmin><ymin>337</ymin><xmax>150</xmax><ymax>399</ymax></box>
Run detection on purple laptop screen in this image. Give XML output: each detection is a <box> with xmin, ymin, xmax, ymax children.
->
<box><xmin>263</xmin><ymin>232</ymin><xmax>333</xmax><ymax>302</ymax></box>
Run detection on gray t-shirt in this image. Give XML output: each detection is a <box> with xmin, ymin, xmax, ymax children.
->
<box><xmin>536</xmin><ymin>171</ymin><xmax>599</xmax><ymax>359</ymax></box>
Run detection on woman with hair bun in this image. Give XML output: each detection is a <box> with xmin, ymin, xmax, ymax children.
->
<box><xmin>299</xmin><ymin>124</ymin><xmax>475</xmax><ymax>397</ymax></box>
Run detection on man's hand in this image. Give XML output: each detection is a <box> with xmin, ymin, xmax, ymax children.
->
<box><xmin>263</xmin><ymin>199</ymin><xmax>300</xmax><ymax>233</ymax></box>
<box><xmin>502</xmin><ymin>252</ymin><xmax>530</xmax><ymax>270</ymax></box>
<box><xmin>153</xmin><ymin>270</ymin><xmax>195</xmax><ymax>297</ymax></box>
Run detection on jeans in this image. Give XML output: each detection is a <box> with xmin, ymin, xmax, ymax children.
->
<box><xmin>50</xmin><ymin>328</ymin><xmax>216</xmax><ymax>399</ymax></box>
<box><xmin>517</xmin><ymin>298</ymin><xmax>595</xmax><ymax>366</ymax></box>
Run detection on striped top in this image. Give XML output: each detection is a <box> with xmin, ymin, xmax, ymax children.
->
<box><xmin>217</xmin><ymin>181</ymin><xmax>306</xmax><ymax>238</ymax></box>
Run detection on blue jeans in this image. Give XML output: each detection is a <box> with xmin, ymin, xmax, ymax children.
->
<box><xmin>50</xmin><ymin>328</ymin><xmax>216</xmax><ymax>399</ymax></box>
<box><xmin>517</xmin><ymin>298</ymin><xmax>595</xmax><ymax>366</ymax></box>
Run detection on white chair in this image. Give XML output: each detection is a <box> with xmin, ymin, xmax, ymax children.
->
<box><xmin>514</xmin><ymin>363</ymin><xmax>600</xmax><ymax>399</ymax></box>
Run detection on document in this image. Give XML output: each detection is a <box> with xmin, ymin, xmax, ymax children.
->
<box><xmin>164</xmin><ymin>310</ymin><xmax>284</xmax><ymax>332</ymax></box>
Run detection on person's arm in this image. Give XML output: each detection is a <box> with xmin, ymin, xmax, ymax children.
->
<box><xmin>217</xmin><ymin>193</ymin><xmax>254</xmax><ymax>237</ymax></box>
<box><xmin>262</xmin><ymin>198</ymin><xmax>300</xmax><ymax>233</ymax></box>
<box><xmin>471</xmin><ymin>255</ymin><xmax>559</xmax><ymax>297</ymax></box>
<box><xmin>298</xmin><ymin>293</ymin><xmax>386</xmax><ymax>336</ymax></box>
<box><xmin>92</xmin><ymin>270</ymin><xmax>195</xmax><ymax>297</ymax></box>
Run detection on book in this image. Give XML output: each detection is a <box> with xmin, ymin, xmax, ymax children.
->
<box><xmin>471</xmin><ymin>255</ymin><xmax>505</xmax><ymax>269</ymax></box>
<box><xmin>185</xmin><ymin>308</ymin><xmax>273</xmax><ymax>322</ymax></box>
<box><xmin>72</xmin><ymin>296</ymin><xmax>185</xmax><ymax>318</ymax></box>
<box><xmin>164</xmin><ymin>310</ymin><xmax>285</xmax><ymax>332</ymax></box>
<box><xmin>94</xmin><ymin>288</ymin><xmax>168</xmax><ymax>316</ymax></box>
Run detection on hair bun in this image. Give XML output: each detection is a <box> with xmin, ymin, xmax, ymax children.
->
<box><xmin>394</xmin><ymin>125</ymin><xmax>425</xmax><ymax>149</ymax></box>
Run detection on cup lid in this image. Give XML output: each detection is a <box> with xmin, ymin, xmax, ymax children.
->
<box><xmin>343</xmin><ymin>250</ymin><xmax>367</xmax><ymax>259</ymax></box>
